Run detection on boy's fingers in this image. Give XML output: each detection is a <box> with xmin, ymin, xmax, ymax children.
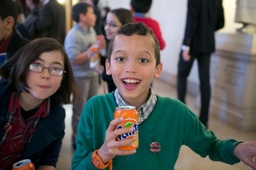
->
<box><xmin>107</xmin><ymin>117</ymin><xmax>124</xmax><ymax>133</ymax></box>
<box><xmin>243</xmin><ymin>160</ymin><xmax>256</xmax><ymax>170</ymax></box>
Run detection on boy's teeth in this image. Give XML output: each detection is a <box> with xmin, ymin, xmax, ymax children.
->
<box><xmin>123</xmin><ymin>79</ymin><xmax>139</xmax><ymax>83</ymax></box>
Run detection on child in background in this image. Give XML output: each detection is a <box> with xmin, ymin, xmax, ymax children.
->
<box><xmin>0</xmin><ymin>38</ymin><xmax>79</xmax><ymax>169</ymax></box>
<box><xmin>130</xmin><ymin>0</ymin><xmax>165</xmax><ymax>50</ymax></box>
<box><xmin>71</xmin><ymin>23</ymin><xmax>256</xmax><ymax>170</ymax></box>
<box><xmin>0</xmin><ymin>0</ymin><xmax>29</xmax><ymax>65</ymax></box>
<box><xmin>64</xmin><ymin>2</ymin><xmax>106</xmax><ymax>149</ymax></box>
<box><xmin>102</xmin><ymin>8</ymin><xmax>134</xmax><ymax>92</ymax></box>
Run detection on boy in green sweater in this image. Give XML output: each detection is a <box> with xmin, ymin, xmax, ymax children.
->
<box><xmin>72</xmin><ymin>22</ymin><xmax>256</xmax><ymax>170</ymax></box>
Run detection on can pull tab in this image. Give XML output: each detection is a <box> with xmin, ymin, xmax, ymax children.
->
<box><xmin>16</xmin><ymin>162</ymin><xmax>26</xmax><ymax>166</ymax></box>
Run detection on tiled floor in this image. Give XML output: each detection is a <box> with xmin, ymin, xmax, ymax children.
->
<box><xmin>56</xmin><ymin>79</ymin><xmax>256</xmax><ymax>170</ymax></box>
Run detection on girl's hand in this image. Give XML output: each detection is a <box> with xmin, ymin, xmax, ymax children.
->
<box><xmin>97</xmin><ymin>117</ymin><xmax>137</xmax><ymax>163</ymax></box>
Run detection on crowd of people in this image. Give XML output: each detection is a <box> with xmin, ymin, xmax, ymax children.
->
<box><xmin>0</xmin><ymin>0</ymin><xmax>256</xmax><ymax>170</ymax></box>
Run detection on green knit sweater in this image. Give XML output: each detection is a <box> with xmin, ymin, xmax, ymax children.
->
<box><xmin>72</xmin><ymin>93</ymin><xmax>240</xmax><ymax>170</ymax></box>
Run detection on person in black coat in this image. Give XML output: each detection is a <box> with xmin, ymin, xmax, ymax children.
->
<box><xmin>35</xmin><ymin>0</ymin><xmax>66</xmax><ymax>45</ymax></box>
<box><xmin>177</xmin><ymin>0</ymin><xmax>225</xmax><ymax>128</ymax></box>
<box><xmin>88</xmin><ymin>0</ymin><xmax>103</xmax><ymax>35</ymax></box>
<box><xmin>24</xmin><ymin>0</ymin><xmax>40</xmax><ymax>39</ymax></box>
<box><xmin>14</xmin><ymin>0</ymin><xmax>31</xmax><ymax>40</ymax></box>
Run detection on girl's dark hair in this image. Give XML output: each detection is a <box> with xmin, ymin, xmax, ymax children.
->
<box><xmin>103</xmin><ymin>6</ymin><xmax>111</xmax><ymax>14</ymax></box>
<box><xmin>110</xmin><ymin>8</ymin><xmax>134</xmax><ymax>26</ymax></box>
<box><xmin>72</xmin><ymin>2</ymin><xmax>91</xmax><ymax>23</ymax></box>
<box><xmin>107</xmin><ymin>22</ymin><xmax>161</xmax><ymax>66</ymax></box>
<box><xmin>0</xmin><ymin>38</ymin><xmax>79</xmax><ymax>104</ymax></box>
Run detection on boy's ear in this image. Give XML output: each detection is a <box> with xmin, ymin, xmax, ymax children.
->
<box><xmin>105</xmin><ymin>59</ymin><xmax>112</xmax><ymax>75</ymax></box>
<box><xmin>79</xmin><ymin>13</ymin><xmax>85</xmax><ymax>21</ymax></box>
<box><xmin>154</xmin><ymin>63</ymin><xmax>163</xmax><ymax>78</ymax></box>
<box><xmin>4</xmin><ymin>16</ymin><xmax>15</xmax><ymax>29</ymax></box>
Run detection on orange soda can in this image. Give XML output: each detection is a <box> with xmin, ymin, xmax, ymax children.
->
<box><xmin>114</xmin><ymin>106</ymin><xmax>139</xmax><ymax>150</ymax></box>
<box><xmin>89</xmin><ymin>45</ymin><xmax>99</xmax><ymax>62</ymax></box>
<box><xmin>13</xmin><ymin>159</ymin><xmax>35</xmax><ymax>170</ymax></box>
<box><xmin>90</xmin><ymin>45</ymin><xmax>99</xmax><ymax>53</ymax></box>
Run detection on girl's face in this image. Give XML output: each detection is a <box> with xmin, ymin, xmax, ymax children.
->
<box><xmin>104</xmin><ymin>12</ymin><xmax>122</xmax><ymax>40</ymax></box>
<box><xmin>25</xmin><ymin>50</ymin><xmax>64</xmax><ymax>102</ymax></box>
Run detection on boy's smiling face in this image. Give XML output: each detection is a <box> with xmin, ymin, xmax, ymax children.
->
<box><xmin>106</xmin><ymin>34</ymin><xmax>162</xmax><ymax>107</ymax></box>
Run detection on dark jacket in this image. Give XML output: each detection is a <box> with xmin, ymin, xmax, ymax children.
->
<box><xmin>182</xmin><ymin>0</ymin><xmax>224</xmax><ymax>54</ymax></box>
<box><xmin>0</xmin><ymin>81</ymin><xmax>65</xmax><ymax>168</ymax></box>
<box><xmin>7</xmin><ymin>30</ymin><xmax>29</xmax><ymax>59</ymax></box>
<box><xmin>35</xmin><ymin>0</ymin><xmax>66</xmax><ymax>44</ymax></box>
<box><xmin>93</xmin><ymin>5</ymin><xmax>103</xmax><ymax>35</ymax></box>
<box><xmin>24</xmin><ymin>7</ymin><xmax>40</xmax><ymax>39</ymax></box>
<box><xmin>15</xmin><ymin>23</ymin><xmax>31</xmax><ymax>40</ymax></box>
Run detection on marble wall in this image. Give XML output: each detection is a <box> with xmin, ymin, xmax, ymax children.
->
<box><xmin>210</xmin><ymin>33</ymin><xmax>256</xmax><ymax>131</ymax></box>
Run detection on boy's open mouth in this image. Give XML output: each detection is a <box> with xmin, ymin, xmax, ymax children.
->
<box><xmin>122</xmin><ymin>78</ymin><xmax>141</xmax><ymax>85</ymax></box>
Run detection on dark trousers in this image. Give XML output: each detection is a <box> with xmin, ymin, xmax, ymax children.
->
<box><xmin>177</xmin><ymin>52</ymin><xmax>211</xmax><ymax>127</ymax></box>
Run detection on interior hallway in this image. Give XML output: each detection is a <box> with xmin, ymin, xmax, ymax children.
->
<box><xmin>56</xmin><ymin>78</ymin><xmax>256</xmax><ymax>170</ymax></box>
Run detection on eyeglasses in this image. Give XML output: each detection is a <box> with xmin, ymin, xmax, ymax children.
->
<box><xmin>29</xmin><ymin>63</ymin><xmax>66</xmax><ymax>76</ymax></box>
<box><xmin>103</xmin><ymin>22</ymin><xmax>121</xmax><ymax>28</ymax></box>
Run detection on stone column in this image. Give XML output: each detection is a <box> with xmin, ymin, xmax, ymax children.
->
<box><xmin>210</xmin><ymin>32</ymin><xmax>256</xmax><ymax>131</ymax></box>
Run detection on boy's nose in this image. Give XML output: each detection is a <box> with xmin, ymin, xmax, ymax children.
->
<box><xmin>125</xmin><ymin>61</ymin><xmax>137</xmax><ymax>74</ymax></box>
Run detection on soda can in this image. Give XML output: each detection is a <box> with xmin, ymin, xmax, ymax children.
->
<box><xmin>13</xmin><ymin>159</ymin><xmax>35</xmax><ymax>170</ymax></box>
<box><xmin>114</xmin><ymin>106</ymin><xmax>139</xmax><ymax>150</ymax></box>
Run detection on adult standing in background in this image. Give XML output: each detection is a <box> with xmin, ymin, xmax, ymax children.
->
<box><xmin>88</xmin><ymin>0</ymin><xmax>103</xmax><ymax>35</ymax></box>
<box><xmin>101</xmin><ymin>6</ymin><xmax>110</xmax><ymax>39</ymax></box>
<box><xmin>235</xmin><ymin>0</ymin><xmax>256</xmax><ymax>34</ymax></box>
<box><xmin>24</xmin><ymin>0</ymin><xmax>40</xmax><ymax>39</ymax></box>
<box><xmin>35</xmin><ymin>0</ymin><xmax>66</xmax><ymax>44</ymax></box>
<box><xmin>177</xmin><ymin>0</ymin><xmax>224</xmax><ymax>128</ymax></box>
<box><xmin>14</xmin><ymin>0</ymin><xmax>31</xmax><ymax>40</ymax></box>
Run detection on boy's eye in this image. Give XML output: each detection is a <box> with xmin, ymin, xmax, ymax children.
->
<box><xmin>116</xmin><ymin>57</ymin><xmax>125</xmax><ymax>62</ymax></box>
<box><xmin>139</xmin><ymin>58</ymin><xmax>148</xmax><ymax>63</ymax></box>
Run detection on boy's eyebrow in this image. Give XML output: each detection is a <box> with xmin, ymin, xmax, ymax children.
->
<box><xmin>141</xmin><ymin>50</ymin><xmax>153</xmax><ymax>57</ymax></box>
<box><xmin>113</xmin><ymin>50</ymin><xmax>153</xmax><ymax>56</ymax></box>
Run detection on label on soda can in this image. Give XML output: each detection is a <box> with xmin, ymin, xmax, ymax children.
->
<box><xmin>114</xmin><ymin>106</ymin><xmax>139</xmax><ymax>150</ymax></box>
<box><xmin>13</xmin><ymin>159</ymin><xmax>35</xmax><ymax>170</ymax></box>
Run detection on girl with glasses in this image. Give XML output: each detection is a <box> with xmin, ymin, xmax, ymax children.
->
<box><xmin>0</xmin><ymin>38</ymin><xmax>79</xmax><ymax>170</ymax></box>
<box><xmin>102</xmin><ymin>8</ymin><xmax>134</xmax><ymax>93</ymax></box>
